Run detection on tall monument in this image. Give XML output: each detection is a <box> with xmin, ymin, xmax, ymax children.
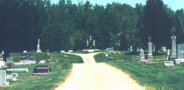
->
<box><xmin>170</xmin><ymin>27</ymin><xmax>177</xmax><ymax>60</ymax></box>
<box><xmin>148</xmin><ymin>36</ymin><xmax>153</xmax><ymax>60</ymax></box>
<box><xmin>36</xmin><ymin>39</ymin><xmax>42</xmax><ymax>53</ymax></box>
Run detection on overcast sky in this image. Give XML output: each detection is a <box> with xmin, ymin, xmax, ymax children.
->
<box><xmin>51</xmin><ymin>0</ymin><xmax>184</xmax><ymax>11</ymax></box>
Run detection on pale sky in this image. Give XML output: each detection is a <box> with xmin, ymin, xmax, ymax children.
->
<box><xmin>51</xmin><ymin>0</ymin><xmax>184</xmax><ymax>11</ymax></box>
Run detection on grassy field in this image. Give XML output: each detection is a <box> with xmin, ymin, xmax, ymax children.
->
<box><xmin>0</xmin><ymin>52</ymin><xmax>83</xmax><ymax>90</ymax></box>
<box><xmin>95</xmin><ymin>51</ymin><xmax>183</xmax><ymax>90</ymax></box>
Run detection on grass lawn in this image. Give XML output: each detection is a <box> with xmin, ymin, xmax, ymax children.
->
<box><xmin>0</xmin><ymin>52</ymin><xmax>83</xmax><ymax>90</ymax></box>
<box><xmin>95</xmin><ymin>51</ymin><xmax>183</xmax><ymax>90</ymax></box>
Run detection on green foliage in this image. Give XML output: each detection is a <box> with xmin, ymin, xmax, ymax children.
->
<box><xmin>1</xmin><ymin>0</ymin><xmax>184</xmax><ymax>53</ymax></box>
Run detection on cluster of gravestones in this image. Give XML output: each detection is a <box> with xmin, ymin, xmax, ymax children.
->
<box><xmin>104</xmin><ymin>47</ymin><xmax>123</xmax><ymax>61</ymax></box>
<box><xmin>0</xmin><ymin>52</ymin><xmax>53</xmax><ymax>86</ymax></box>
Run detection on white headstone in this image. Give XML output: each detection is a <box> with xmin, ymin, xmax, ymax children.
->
<box><xmin>23</xmin><ymin>50</ymin><xmax>27</xmax><ymax>53</ymax></box>
<box><xmin>60</xmin><ymin>50</ymin><xmax>65</xmax><ymax>53</ymax></box>
<box><xmin>1</xmin><ymin>50</ymin><xmax>4</xmax><ymax>55</ymax></box>
<box><xmin>0</xmin><ymin>70</ymin><xmax>9</xmax><ymax>86</ymax></box>
<box><xmin>139</xmin><ymin>49</ymin><xmax>145</xmax><ymax>60</ymax></box>
<box><xmin>148</xmin><ymin>42</ymin><xmax>153</xmax><ymax>59</ymax></box>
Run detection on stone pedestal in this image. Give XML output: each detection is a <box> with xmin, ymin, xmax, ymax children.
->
<box><xmin>170</xmin><ymin>36</ymin><xmax>177</xmax><ymax>60</ymax></box>
<box><xmin>0</xmin><ymin>70</ymin><xmax>9</xmax><ymax>86</ymax></box>
<box><xmin>148</xmin><ymin>42</ymin><xmax>153</xmax><ymax>60</ymax></box>
<box><xmin>36</xmin><ymin>45</ymin><xmax>42</xmax><ymax>53</ymax></box>
<box><xmin>139</xmin><ymin>49</ymin><xmax>145</xmax><ymax>60</ymax></box>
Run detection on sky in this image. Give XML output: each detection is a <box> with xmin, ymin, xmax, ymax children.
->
<box><xmin>51</xmin><ymin>0</ymin><xmax>184</xmax><ymax>11</ymax></box>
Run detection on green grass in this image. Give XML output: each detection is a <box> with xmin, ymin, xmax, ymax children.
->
<box><xmin>0</xmin><ymin>52</ymin><xmax>83</xmax><ymax>90</ymax></box>
<box><xmin>95</xmin><ymin>51</ymin><xmax>184</xmax><ymax>90</ymax></box>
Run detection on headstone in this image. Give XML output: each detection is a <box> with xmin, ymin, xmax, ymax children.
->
<box><xmin>32</xmin><ymin>65</ymin><xmax>51</xmax><ymax>76</ymax></box>
<box><xmin>105</xmin><ymin>54</ymin><xmax>108</xmax><ymax>57</ymax></box>
<box><xmin>38</xmin><ymin>60</ymin><xmax>46</xmax><ymax>64</ymax></box>
<box><xmin>0</xmin><ymin>61</ymin><xmax>6</xmax><ymax>68</ymax></box>
<box><xmin>6</xmin><ymin>57</ymin><xmax>13</xmax><ymax>63</ymax></box>
<box><xmin>148</xmin><ymin>37</ymin><xmax>153</xmax><ymax>60</ymax></box>
<box><xmin>60</xmin><ymin>50</ymin><xmax>65</xmax><ymax>53</ymax></box>
<box><xmin>170</xmin><ymin>27</ymin><xmax>177</xmax><ymax>60</ymax></box>
<box><xmin>105</xmin><ymin>47</ymin><xmax>114</xmax><ymax>53</ymax></box>
<box><xmin>36</xmin><ymin>39</ymin><xmax>42</xmax><ymax>53</ymax></box>
<box><xmin>130</xmin><ymin>46</ymin><xmax>133</xmax><ymax>51</ymax></box>
<box><xmin>0</xmin><ymin>70</ymin><xmax>9</xmax><ymax>86</ymax></box>
<box><xmin>163</xmin><ymin>46</ymin><xmax>167</xmax><ymax>51</ymax></box>
<box><xmin>23</xmin><ymin>50</ymin><xmax>27</xmax><ymax>53</ymax></box>
<box><xmin>167</xmin><ymin>49</ymin><xmax>171</xmax><ymax>60</ymax></box>
<box><xmin>20</xmin><ymin>53</ymin><xmax>36</xmax><ymax>64</ymax></box>
<box><xmin>6</xmin><ymin>73</ymin><xmax>18</xmax><ymax>81</ymax></box>
<box><xmin>175</xmin><ymin>44</ymin><xmax>184</xmax><ymax>64</ymax></box>
<box><xmin>164</xmin><ymin>61</ymin><xmax>174</xmax><ymax>67</ymax></box>
<box><xmin>68</xmin><ymin>50</ymin><xmax>73</xmax><ymax>53</ymax></box>
<box><xmin>1</xmin><ymin>50</ymin><xmax>4</xmax><ymax>55</ymax></box>
<box><xmin>7</xmin><ymin>68</ymin><xmax>29</xmax><ymax>73</ymax></box>
<box><xmin>14</xmin><ymin>62</ymin><xmax>30</xmax><ymax>66</ymax></box>
<box><xmin>139</xmin><ymin>49</ymin><xmax>145</xmax><ymax>60</ymax></box>
<box><xmin>108</xmin><ymin>57</ymin><xmax>112</xmax><ymax>61</ymax></box>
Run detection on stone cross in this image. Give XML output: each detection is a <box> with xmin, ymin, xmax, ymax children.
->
<box><xmin>148</xmin><ymin>36</ymin><xmax>152</xmax><ymax>42</ymax></box>
<box><xmin>171</xmin><ymin>27</ymin><xmax>176</xmax><ymax>36</ymax></box>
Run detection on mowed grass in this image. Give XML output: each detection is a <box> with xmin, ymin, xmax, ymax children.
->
<box><xmin>95</xmin><ymin>51</ymin><xmax>184</xmax><ymax>90</ymax></box>
<box><xmin>0</xmin><ymin>52</ymin><xmax>83</xmax><ymax>90</ymax></box>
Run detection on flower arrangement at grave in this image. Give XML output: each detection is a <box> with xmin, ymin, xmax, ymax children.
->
<box><xmin>7</xmin><ymin>62</ymin><xmax>13</xmax><ymax>69</ymax></box>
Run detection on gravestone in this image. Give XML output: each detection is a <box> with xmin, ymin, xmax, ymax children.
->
<box><xmin>14</xmin><ymin>62</ymin><xmax>30</xmax><ymax>66</ymax></box>
<box><xmin>175</xmin><ymin>44</ymin><xmax>184</xmax><ymax>64</ymax></box>
<box><xmin>32</xmin><ymin>65</ymin><xmax>51</xmax><ymax>76</ymax></box>
<box><xmin>170</xmin><ymin>27</ymin><xmax>177</xmax><ymax>60</ymax></box>
<box><xmin>6</xmin><ymin>57</ymin><xmax>13</xmax><ymax>63</ymax></box>
<box><xmin>68</xmin><ymin>50</ymin><xmax>73</xmax><ymax>53</ymax></box>
<box><xmin>1</xmin><ymin>50</ymin><xmax>4</xmax><ymax>55</ymax></box>
<box><xmin>38</xmin><ymin>60</ymin><xmax>46</xmax><ymax>64</ymax></box>
<box><xmin>139</xmin><ymin>49</ymin><xmax>145</xmax><ymax>60</ymax></box>
<box><xmin>20</xmin><ymin>53</ymin><xmax>36</xmax><ymax>64</ymax></box>
<box><xmin>164</xmin><ymin>61</ymin><xmax>174</xmax><ymax>67</ymax></box>
<box><xmin>137</xmin><ymin>47</ymin><xmax>140</xmax><ymax>52</ymax></box>
<box><xmin>148</xmin><ymin>37</ymin><xmax>153</xmax><ymax>60</ymax></box>
<box><xmin>7</xmin><ymin>68</ymin><xmax>29</xmax><ymax>73</ymax></box>
<box><xmin>0</xmin><ymin>70</ymin><xmax>9</xmax><ymax>86</ymax></box>
<box><xmin>105</xmin><ymin>47</ymin><xmax>114</xmax><ymax>53</ymax></box>
<box><xmin>130</xmin><ymin>46</ymin><xmax>133</xmax><ymax>51</ymax></box>
<box><xmin>23</xmin><ymin>50</ymin><xmax>27</xmax><ymax>53</ymax></box>
<box><xmin>0</xmin><ymin>61</ymin><xmax>6</xmax><ymax>68</ymax></box>
<box><xmin>163</xmin><ymin>46</ymin><xmax>167</xmax><ymax>51</ymax></box>
<box><xmin>60</xmin><ymin>50</ymin><xmax>65</xmax><ymax>53</ymax></box>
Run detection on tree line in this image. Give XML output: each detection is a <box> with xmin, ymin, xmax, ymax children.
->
<box><xmin>0</xmin><ymin>0</ymin><xmax>184</xmax><ymax>54</ymax></box>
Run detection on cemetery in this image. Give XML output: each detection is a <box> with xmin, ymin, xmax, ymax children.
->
<box><xmin>1</xmin><ymin>0</ymin><xmax>184</xmax><ymax>90</ymax></box>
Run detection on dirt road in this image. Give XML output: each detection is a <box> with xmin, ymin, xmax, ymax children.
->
<box><xmin>55</xmin><ymin>53</ymin><xmax>145</xmax><ymax>90</ymax></box>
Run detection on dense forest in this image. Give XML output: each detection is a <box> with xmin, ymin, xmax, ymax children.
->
<box><xmin>0</xmin><ymin>0</ymin><xmax>184</xmax><ymax>53</ymax></box>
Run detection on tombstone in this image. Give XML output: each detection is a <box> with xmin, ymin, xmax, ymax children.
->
<box><xmin>20</xmin><ymin>53</ymin><xmax>36</xmax><ymax>64</ymax></box>
<box><xmin>14</xmin><ymin>62</ymin><xmax>30</xmax><ymax>66</ymax></box>
<box><xmin>1</xmin><ymin>50</ymin><xmax>4</xmax><ymax>55</ymax></box>
<box><xmin>36</xmin><ymin>39</ymin><xmax>42</xmax><ymax>53</ymax></box>
<box><xmin>32</xmin><ymin>65</ymin><xmax>51</xmax><ymax>76</ymax></box>
<box><xmin>163</xmin><ymin>46</ymin><xmax>167</xmax><ymax>51</ymax></box>
<box><xmin>38</xmin><ymin>60</ymin><xmax>46</xmax><ymax>64</ymax></box>
<box><xmin>105</xmin><ymin>54</ymin><xmax>108</xmax><ymax>57</ymax></box>
<box><xmin>105</xmin><ymin>47</ymin><xmax>114</xmax><ymax>53</ymax></box>
<box><xmin>68</xmin><ymin>50</ymin><xmax>73</xmax><ymax>53</ymax></box>
<box><xmin>130</xmin><ymin>46</ymin><xmax>133</xmax><ymax>51</ymax></box>
<box><xmin>6</xmin><ymin>75</ymin><xmax>16</xmax><ymax>81</ymax></box>
<box><xmin>0</xmin><ymin>61</ymin><xmax>6</xmax><ymax>68</ymax></box>
<box><xmin>0</xmin><ymin>70</ymin><xmax>9</xmax><ymax>86</ymax></box>
<box><xmin>164</xmin><ymin>61</ymin><xmax>174</xmax><ymax>67</ymax></box>
<box><xmin>60</xmin><ymin>50</ymin><xmax>65</xmax><ymax>53</ymax></box>
<box><xmin>170</xmin><ymin>27</ymin><xmax>177</xmax><ymax>60</ymax></box>
<box><xmin>139</xmin><ymin>49</ymin><xmax>145</xmax><ymax>60</ymax></box>
<box><xmin>167</xmin><ymin>49</ymin><xmax>171</xmax><ymax>60</ymax></box>
<box><xmin>46</xmin><ymin>49</ymin><xmax>50</xmax><ymax>55</ymax></box>
<box><xmin>175</xmin><ymin>44</ymin><xmax>184</xmax><ymax>64</ymax></box>
<box><xmin>6</xmin><ymin>57</ymin><xmax>13</xmax><ymax>63</ymax></box>
<box><xmin>108</xmin><ymin>57</ymin><xmax>112</xmax><ymax>61</ymax></box>
<box><xmin>148</xmin><ymin>37</ymin><xmax>153</xmax><ymax>60</ymax></box>
<box><xmin>23</xmin><ymin>50</ymin><xmax>27</xmax><ymax>53</ymax></box>
<box><xmin>7</xmin><ymin>68</ymin><xmax>29</xmax><ymax>73</ymax></box>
